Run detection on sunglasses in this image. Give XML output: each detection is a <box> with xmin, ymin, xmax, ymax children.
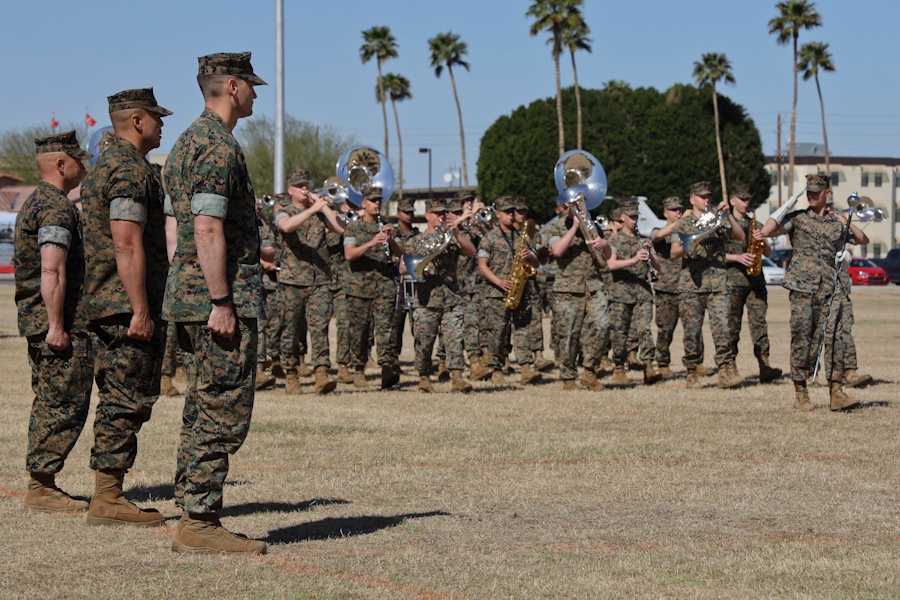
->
<box><xmin>500</xmin><ymin>209</ymin><xmax>517</xmax><ymax>215</ymax></box>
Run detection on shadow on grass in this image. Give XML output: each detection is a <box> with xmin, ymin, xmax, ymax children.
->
<box><xmin>223</xmin><ymin>498</ymin><xmax>349</xmax><ymax>518</ymax></box>
<box><xmin>264</xmin><ymin>510</ymin><xmax>450</xmax><ymax>544</ymax></box>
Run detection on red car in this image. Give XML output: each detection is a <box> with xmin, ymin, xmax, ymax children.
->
<box><xmin>848</xmin><ymin>258</ymin><xmax>890</xmax><ymax>285</ymax></box>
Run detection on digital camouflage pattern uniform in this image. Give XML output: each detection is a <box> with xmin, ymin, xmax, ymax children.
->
<box><xmin>671</xmin><ymin>214</ymin><xmax>733</xmax><ymax>369</ymax></box>
<box><xmin>457</xmin><ymin>231</ymin><xmax>483</xmax><ymax>362</ymax></box>
<box><xmin>273</xmin><ymin>204</ymin><xmax>334</xmax><ymax>370</ymax></box>
<box><xmin>343</xmin><ymin>219</ymin><xmax>398</xmax><ymax>369</ymax></box>
<box><xmin>327</xmin><ymin>226</ymin><xmax>351</xmax><ymax>366</ymax></box>
<box><xmin>81</xmin><ymin>134</ymin><xmax>168</xmax><ymax>473</ymax></box>
<box><xmin>607</xmin><ymin>230</ymin><xmax>655</xmax><ymax>366</ymax></box>
<box><xmin>781</xmin><ymin>209</ymin><xmax>849</xmax><ymax>382</ymax></box>
<box><xmin>724</xmin><ymin>214</ymin><xmax>772</xmax><ymax>362</ymax></box>
<box><xmin>15</xmin><ymin>178</ymin><xmax>92</xmax><ymax>475</ymax></box>
<box><xmin>478</xmin><ymin>224</ymin><xmax>534</xmax><ymax>369</ymax></box>
<box><xmin>545</xmin><ymin>217</ymin><xmax>610</xmax><ymax>381</ymax></box>
<box><xmin>389</xmin><ymin>221</ymin><xmax>420</xmax><ymax>361</ymax></box>
<box><xmin>652</xmin><ymin>229</ymin><xmax>681</xmax><ymax>369</ymax></box>
<box><xmin>259</xmin><ymin>216</ymin><xmax>281</xmax><ymax>365</ymax></box>
<box><xmin>163</xmin><ymin>107</ymin><xmax>262</xmax><ymax>514</ymax></box>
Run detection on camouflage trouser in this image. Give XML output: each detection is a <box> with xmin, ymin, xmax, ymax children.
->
<box><xmin>414</xmin><ymin>301</ymin><xmax>465</xmax><ymax>373</ymax></box>
<box><xmin>679</xmin><ymin>291</ymin><xmax>732</xmax><ymax>369</ymax></box>
<box><xmin>89</xmin><ymin>317</ymin><xmax>164</xmax><ymax>472</ymax></box>
<box><xmin>843</xmin><ymin>298</ymin><xmax>857</xmax><ymax>371</ymax></box>
<box><xmin>332</xmin><ymin>290</ymin><xmax>351</xmax><ymax>366</ymax></box>
<box><xmin>264</xmin><ymin>285</ymin><xmax>283</xmax><ymax>362</ymax></box>
<box><xmin>279</xmin><ymin>283</ymin><xmax>332</xmax><ymax>370</ymax></box>
<box><xmin>25</xmin><ymin>333</ymin><xmax>92</xmax><ymax>475</ymax></box>
<box><xmin>609</xmin><ymin>299</ymin><xmax>655</xmax><ymax>365</ymax></box>
<box><xmin>389</xmin><ymin>300</ymin><xmax>411</xmax><ymax>364</ymax></box>
<box><xmin>552</xmin><ymin>290</ymin><xmax>609</xmax><ymax>381</ymax></box>
<box><xmin>654</xmin><ymin>290</ymin><xmax>680</xmax><ymax>367</ymax></box>
<box><xmin>527</xmin><ymin>289</ymin><xmax>545</xmax><ymax>353</ymax></box>
<box><xmin>789</xmin><ymin>289</ymin><xmax>847</xmax><ymax>383</ymax></box>
<box><xmin>548</xmin><ymin>292</ymin><xmax>560</xmax><ymax>358</ymax></box>
<box><xmin>161</xmin><ymin>321</ymin><xmax>180</xmax><ymax>376</ymax></box>
<box><xmin>482</xmin><ymin>295</ymin><xmax>534</xmax><ymax>369</ymax></box>
<box><xmin>463</xmin><ymin>292</ymin><xmax>482</xmax><ymax>358</ymax></box>
<box><xmin>346</xmin><ymin>293</ymin><xmax>397</xmax><ymax>369</ymax></box>
<box><xmin>174</xmin><ymin>319</ymin><xmax>257</xmax><ymax>514</ymax></box>
<box><xmin>727</xmin><ymin>284</ymin><xmax>771</xmax><ymax>361</ymax></box>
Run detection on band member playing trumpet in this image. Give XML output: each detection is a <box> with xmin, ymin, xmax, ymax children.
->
<box><xmin>343</xmin><ymin>188</ymin><xmax>403</xmax><ymax>389</ymax></box>
<box><xmin>406</xmin><ymin>198</ymin><xmax>477</xmax><ymax>393</ymax></box>
<box><xmin>477</xmin><ymin>196</ymin><xmax>541</xmax><ymax>385</ymax></box>
<box><xmin>671</xmin><ymin>181</ymin><xmax>745</xmax><ymax>390</ymax></box>
<box><xmin>724</xmin><ymin>184</ymin><xmax>782</xmax><ymax>384</ymax></box>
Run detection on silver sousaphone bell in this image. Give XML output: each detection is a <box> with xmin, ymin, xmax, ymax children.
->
<box><xmin>336</xmin><ymin>146</ymin><xmax>395</xmax><ymax>207</ymax></box>
<box><xmin>554</xmin><ymin>150</ymin><xmax>608</xmax><ymax>264</ymax></box>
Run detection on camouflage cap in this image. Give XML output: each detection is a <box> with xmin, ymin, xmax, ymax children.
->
<box><xmin>689</xmin><ymin>181</ymin><xmax>713</xmax><ymax>197</ymax></box>
<box><xmin>397</xmin><ymin>198</ymin><xmax>415</xmax><ymax>213</ymax></box>
<box><xmin>34</xmin><ymin>130</ymin><xmax>92</xmax><ymax>161</ymax></box>
<box><xmin>608</xmin><ymin>207</ymin><xmax>623</xmax><ymax>221</ymax></box>
<box><xmin>197</xmin><ymin>52</ymin><xmax>267</xmax><ymax>86</ymax></box>
<box><xmin>618</xmin><ymin>199</ymin><xmax>639</xmax><ymax>218</ymax></box>
<box><xmin>445</xmin><ymin>197</ymin><xmax>465</xmax><ymax>212</ymax></box>
<box><xmin>663</xmin><ymin>196</ymin><xmax>683</xmax><ymax>211</ymax></box>
<box><xmin>107</xmin><ymin>87</ymin><xmax>173</xmax><ymax>116</ymax></box>
<box><xmin>364</xmin><ymin>187</ymin><xmax>384</xmax><ymax>201</ymax></box>
<box><xmin>287</xmin><ymin>169</ymin><xmax>311</xmax><ymax>187</ymax></box>
<box><xmin>729</xmin><ymin>183</ymin><xmax>752</xmax><ymax>200</ymax></box>
<box><xmin>806</xmin><ymin>172</ymin><xmax>830</xmax><ymax>192</ymax></box>
<box><xmin>458</xmin><ymin>189</ymin><xmax>476</xmax><ymax>202</ymax></box>
<box><xmin>493</xmin><ymin>196</ymin><xmax>516</xmax><ymax>212</ymax></box>
<box><xmin>425</xmin><ymin>198</ymin><xmax>446</xmax><ymax>213</ymax></box>
<box><xmin>513</xmin><ymin>196</ymin><xmax>529</xmax><ymax>210</ymax></box>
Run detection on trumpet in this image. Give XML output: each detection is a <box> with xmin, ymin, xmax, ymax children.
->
<box><xmin>312</xmin><ymin>176</ymin><xmax>349</xmax><ymax>203</ymax></box>
<box><xmin>463</xmin><ymin>205</ymin><xmax>495</xmax><ymax>235</ymax></box>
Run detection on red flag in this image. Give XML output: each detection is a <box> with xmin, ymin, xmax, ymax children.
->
<box><xmin>85</xmin><ymin>113</ymin><xmax>96</xmax><ymax>127</ymax></box>
<box><xmin>50</xmin><ymin>116</ymin><xmax>59</xmax><ymax>130</ymax></box>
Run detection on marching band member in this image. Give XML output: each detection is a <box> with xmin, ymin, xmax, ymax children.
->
<box><xmin>650</xmin><ymin>196</ymin><xmax>685</xmax><ymax>378</ymax></box>
<box><xmin>513</xmin><ymin>197</ymin><xmax>554</xmax><ymax>373</ymax></box>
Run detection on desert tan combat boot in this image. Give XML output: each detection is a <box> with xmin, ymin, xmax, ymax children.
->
<box><xmin>829</xmin><ymin>382</ymin><xmax>860</xmax><ymax>412</ymax></box>
<box><xmin>490</xmin><ymin>369</ymin><xmax>507</xmax><ymax>385</ymax></box>
<box><xmin>562</xmin><ymin>379</ymin><xmax>581</xmax><ymax>391</ymax></box>
<box><xmin>643</xmin><ymin>361</ymin><xmax>662</xmax><ymax>384</ymax></box>
<box><xmin>598</xmin><ymin>355</ymin><xmax>614</xmax><ymax>375</ymax></box>
<box><xmin>685</xmin><ymin>368</ymin><xmax>701</xmax><ymax>389</ymax></box>
<box><xmin>315</xmin><ymin>366</ymin><xmax>337</xmax><ymax>394</ymax></box>
<box><xmin>353</xmin><ymin>368</ymin><xmax>368</xmax><ymax>388</ymax></box>
<box><xmin>86</xmin><ymin>470</ymin><xmax>165</xmax><ymax>527</ymax></box>
<box><xmin>793</xmin><ymin>381</ymin><xmax>813</xmax><ymax>411</ymax></box>
<box><xmin>611</xmin><ymin>365</ymin><xmax>630</xmax><ymax>385</ymax></box>
<box><xmin>520</xmin><ymin>363</ymin><xmax>542</xmax><ymax>385</ymax></box>
<box><xmin>843</xmin><ymin>369</ymin><xmax>873</xmax><ymax>388</ymax></box>
<box><xmin>172</xmin><ymin>513</ymin><xmax>266</xmax><ymax>555</ymax></box>
<box><xmin>533</xmin><ymin>350</ymin><xmax>555</xmax><ymax>372</ymax></box>
<box><xmin>469</xmin><ymin>356</ymin><xmax>492</xmax><ymax>381</ymax></box>
<box><xmin>696</xmin><ymin>364</ymin><xmax>711</xmax><ymax>376</ymax></box>
<box><xmin>284</xmin><ymin>370</ymin><xmax>302</xmax><ymax>395</ymax></box>
<box><xmin>627</xmin><ymin>350</ymin><xmax>643</xmax><ymax>370</ymax></box>
<box><xmin>717</xmin><ymin>362</ymin><xmax>743</xmax><ymax>389</ymax></box>
<box><xmin>419</xmin><ymin>375</ymin><xmax>435</xmax><ymax>393</ymax></box>
<box><xmin>160</xmin><ymin>375</ymin><xmax>181</xmax><ymax>397</ymax></box>
<box><xmin>336</xmin><ymin>364</ymin><xmax>354</xmax><ymax>384</ymax></box>
<box><xmin>255</xmin><ymin>364</ymin><xmax>276</xmax><ymax>391</ymax></box>
<box><xmin>436</xmin><ymin>359</ymin><xmax>450</xmax><ymax>382</ymax></box>
<box><xmin>296</xmin><ymin>356</ymin><xmax>313</xmax><ymax>377</ymax></box>
<box><xmin>657</xmin><ymin>364</ymin><xmax>674</xmax><ymax>378</ymax></box>
<box><xmin>24</xmin><ymin>473</ymin><xmax>89</xmax><ymax>513</ymax></box>
<box><xmin>450</xmin><ymin>369</ymin><xmax>473</xmax><ymax>393</ymax></box>
<box><xmin>579</xmin><ymin>368</ymin><xmax>604</xmax><ymax>390</ymax></box>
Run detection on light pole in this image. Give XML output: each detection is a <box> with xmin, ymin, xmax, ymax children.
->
<box><xmin>419</xmin><ymin>147</ymin><xmax>432</xmax><ymax>200</ymax></box>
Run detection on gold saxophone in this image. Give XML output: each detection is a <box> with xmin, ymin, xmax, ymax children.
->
<box><xmin>503</xmin><ymin>219</ymin><xmax>537</xmax><ymax>310</ymax></box>
<box><xmin>746</xmin><ymin>211</ymin><xmax>764</xmax><ymax>277</ymax></box>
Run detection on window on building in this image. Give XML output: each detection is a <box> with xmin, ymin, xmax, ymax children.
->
<box><xmin>874</xmin><ymin>243</ymin><xmax>882</xmax><ymax>259</ymax></box>
<box><xmin>875</xmin><ymin>172</ymin><xmax>883</xmax><ymax>187</ymax></box>
<box><xmin>831</xmin><ymin>172</ymin><xmax>840</xmax><ymax>187</ymax></box>
<box><xmin>860</xmin><ymin>245</ymin><xmax>868</xmax><ymax>258</ymax></box>
<box><xmin>770</xmin><ymin>171</ymin><xmax>777</xmax><ymax>186</ymax></box>
<box><xmin>861</xmin><ymin>172</ymin><xmax>870</xmax><ymax>187</ymax></box>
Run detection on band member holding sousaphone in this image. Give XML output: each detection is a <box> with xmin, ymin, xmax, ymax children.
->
<box><xmin>404</xmin><ymin>198</ymin><xmax>477</xmax><ymax>393</ymax></box>
<box><xmin>723</xmin><ymin>183</ymin><xmax>782</xmax><ymax>385</ymax></box>
<box><xmin>670</xmin><ymin>181</ymin><xmax>745</xmax><ymax>390</ymax></box>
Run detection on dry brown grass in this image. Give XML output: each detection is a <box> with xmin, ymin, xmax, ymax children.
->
<box><xmin>1</xmin><ymin>282</ymin><xmax>898</xmax><ymax>599</ymax></box>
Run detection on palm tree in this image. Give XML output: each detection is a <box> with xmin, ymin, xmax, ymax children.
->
<box><xmin>768</xmin><ymin>0</ymin><xmax>822</xmax><ymax>195</ymax></box>
<box><xmin>360</xmin><ymin>26</ymin><xmax>398</xmax><ymax>158</ymax></box>
<box><xmin>693</xmin><ymin>52</ymin><xmax>736</xmax><ymax>205</ymax></box>
<box><xmin>560</xmin><ymin>18</ymin><xmax>592</xmax><ymax>150</ymax></box>
<box><xmin>798</xmin><ymin>41</ymin><xmax>835</xmax><ymax>175</ymax></box>
<box><xmin>378</xmin><ymin>73</ymin><xmax>412</xmax><ymax>198</ymax></box>
<box><xmin>527</xmin><ymin>0</ymin><xmax>584</xmax><ymax>156</ymax></box>
<box><xmin>428</xmin><ymin>31</ymin><xmax>471</xmax><ymax>188</ymax></box>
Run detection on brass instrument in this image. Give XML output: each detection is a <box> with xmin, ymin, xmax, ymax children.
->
<box><xmin>677</xmin><ymin>208</ymin><xmax>730</xmax><ymax>258</ymax></box>
<box><xmin>746</xmin><ymin>211</ymin><xmax>764</xmax><ymax>277</ymax></box>
<box><xmin>554</xmin><ymin>150</ymin><xmax>609</xmax><ymax>265</ymax></box>
<box><xmin>336</xmin><ymin>146</ymin><xmax>395</xmax><ymax>207</ymax></box>
<box><xmin>312</xmin><ymin>176</ymin><xmax>349</xmax><ymax>203</ymax></box>
<box><xmin>503</xmin><ymin>219</ymin><xmax>537</xmax><ymax>310</ymax></box>
<box><xmin>402</xmin><ymin>225</ymin><xmax>453</xmax><ymax>282</ymax></box>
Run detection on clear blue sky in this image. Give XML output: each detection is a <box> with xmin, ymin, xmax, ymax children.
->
<box><xmin>2</xmin><ymin>0</ymin><xmax>897</xmax><ymax>191</ymax></box>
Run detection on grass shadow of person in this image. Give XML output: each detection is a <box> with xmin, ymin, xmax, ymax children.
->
<box><xmin>264</xmin><ymin>510</ymin><xmax>450</xmax><ymax>545</ymax></box>
<box><xmin>223</xmin><ymin>498</ymin><xmax>349</xmax><ymax>518</ymax></box>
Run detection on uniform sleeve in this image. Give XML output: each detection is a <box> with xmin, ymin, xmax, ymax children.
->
<box><xmin>477</xmin><ymin>233</ymin><xmax>493</xmax><ymax>260</ymax></box>
<box><xmin>343</xmin><ymin>221</ymin><xmax>360</xmax><ymax>247</ymax></box>
<box><xmin>190</xmin><ymin>141</ymin><xmax>237</xmax><ymax>218</ymax></box>
<box><xmin>36</xmin><ymin>203</ymin><xmax>75</xmax><ymax>249</ymax></box>
<box><xmin>108</xmin><ymin>162</ymin><xmax>150</xmax><ymax>223</ymax></box>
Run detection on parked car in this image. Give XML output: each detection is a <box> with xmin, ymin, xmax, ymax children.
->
<box><xmin>761</xmin><ymin>257</ymin><xmax>785</xmax><ymax>285</ymax></box>
<box><xmin>769</xmin><ymin>248</ymin><xmax>793</xmax><ymax>269</ymax></box>
<box><xmin>847</xmin><ymin>258</ymin><xmax>890</xmax><ymax>285</ymax></box>
<box><xmin>870</xmin><ymin>248</ymin><xmax>900</xmax><ymax>284</ymax></box>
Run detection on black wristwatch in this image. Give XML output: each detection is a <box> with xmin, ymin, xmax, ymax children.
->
<box><xmin>210</xmin><ymin>294</ymin><xmax>232</xmax><ymax>306</ymax></box>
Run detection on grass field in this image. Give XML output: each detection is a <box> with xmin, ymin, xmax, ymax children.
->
<box><xmin>1</xmin><ymin>283</ymin><xmax>898</xmax><ymax>598</ymax></box>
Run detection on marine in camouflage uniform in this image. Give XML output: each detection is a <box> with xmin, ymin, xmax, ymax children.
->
<box><xmin>454</xmin><ymin>193</ymin><xmax>488</xmax><ymax>373</ymax></box>
<box><xmin>273</xmin><ymin>169</ymin><xmax>344</xmax><ymax>394</ymax></box>
<box><xmin>389</xmin><ymin>197</ymin><xmax>420</xmax><ymax>369</ymax></box>
<box><xmin>606</xmin><ymin>200</ymin><xmax>660</xmax><ymax>385</ymax></box>
<box><xmin>757</xmin><ymin>173</ymin><xmax>868</xmax><ymax>411</ymax></box>
<box><xmin>14</xmin><ymin>131</ymin><xmax>93</xmax><ymax>512</ymax></box>
<box><xmin>343</xmin><ymin>188</ymin><xmax>403</xmax><ymax>388</ymax></box>
<box><xmin>163</xmin><ymin>53</ymin><xmax>268</xmax><ymax>554</ymax></box>
<box><xmin>254</xmin><ymin>205</ymin><xmax>277</xmax><ymax>390</ymax></box>
<box><xmin>513</xmin><ymin>197</ymin><xmax>554</xmax><ymax>373</ymax></box>
<box><xmin>81</xmin><ymin>89</ymin><xmax>173</xmax><ymax>527</ymax></box>
<box><xmin>545</xmin><ymin>206</ymin><xmax>611</xmax><ymax>390</ymax></box>
<box><xmin>724</xmin><ymin>184</ymin><xmax>782</xmax><ymax>384</ymax></box>
<box><xmin>406</xmin><ymin>199</ymin><xmax>478</xmax><ymax>392</ymax></box>
<box><xmin>670</xmin><ymin>181</ymin><xmax>745</xmax><ymax>389</ymax></box>
<box><xmin>650</xmin><ymin>196</ymin><xmax>684</xmax><ymax>377</ymax></box>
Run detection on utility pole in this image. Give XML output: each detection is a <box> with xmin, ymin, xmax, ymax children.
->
<box><xmin>776</xmin><ymin>114</ymin><xmax>783</xmax><ymax>207</ymax></box>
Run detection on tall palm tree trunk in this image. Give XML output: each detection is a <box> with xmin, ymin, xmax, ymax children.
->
<box><xmin>788</xmin><ymin>34</ymin><xmax>798</xmax><ymax>195</ymax></box>
<box><xmin>712</xmin><ymin>87</ymin><xmax>728</xmax><ymax>204</ymax></box>
<box><xmin>554</xmin><ymin>52</ymin><xmax>565</xmax><ymax>156</ymax></box>
<box><xmin>570</xmin><ymin>50</ymin><xmax>583</xmax><ymax>149</ymax></box>
<box><xmin>814</xmin><ymin>73</ymin><xmax>830</xmax><ymax>175</ymax></box>
<box><xmin>391</xmin><ymin>97</ymin><xmax>403</xmax><ymax>199</ymax></box>
<box><xmin>377</xmin><ymin>63</ymin><xmax>389</xmax><ymax>158</ymax></box>
<box><xmin>448</xmin><ymin>65</ymin><xmax>469</xmax><ymax>189</ymax></box>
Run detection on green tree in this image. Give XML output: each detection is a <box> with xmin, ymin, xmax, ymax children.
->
<box><xmin>378</xmin><ymin>73</ymin><xmax>412</xmax><ymax>198</ymax></box>
<box><xmin>360</xmin><ymin>26</ymin><xmax>398</xmax><ymax>158</ymax></box>
<box><xmin>561</xmin><ymin>17</ymin><xmax>592</xmax><ymax>150</ymax></box>
<box><xmin>798</xmin><ymin>41</ymin><xmax>835</xmax><ymax>174</ymax></box>
<box><xmin>693</xmin><ymin>52</ymin><xmax>736</xmax><ymax>205</ymax></box>
<box><xmin>0</xmin><ymin>123</ymin><xmax>90</xmax><ymax>184</ymax></box>
<box><xmin>768</xmin><ymin>0</ymin><xmax>822</xmax><ymax>194</ymax></box>
<box><xmin>237</xmin><ymin>114</ymin><xmax>358</xmax><ymax>197</ymax></box>
<box><xmin>428</xmin><ymin>31</ymin><xmax>471</xmax><ymax>188</ymax></box>
<box><xmin>527</xmin><ymin>0</ymin><xmax>584</xmax><ymax>156</ymax></box>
